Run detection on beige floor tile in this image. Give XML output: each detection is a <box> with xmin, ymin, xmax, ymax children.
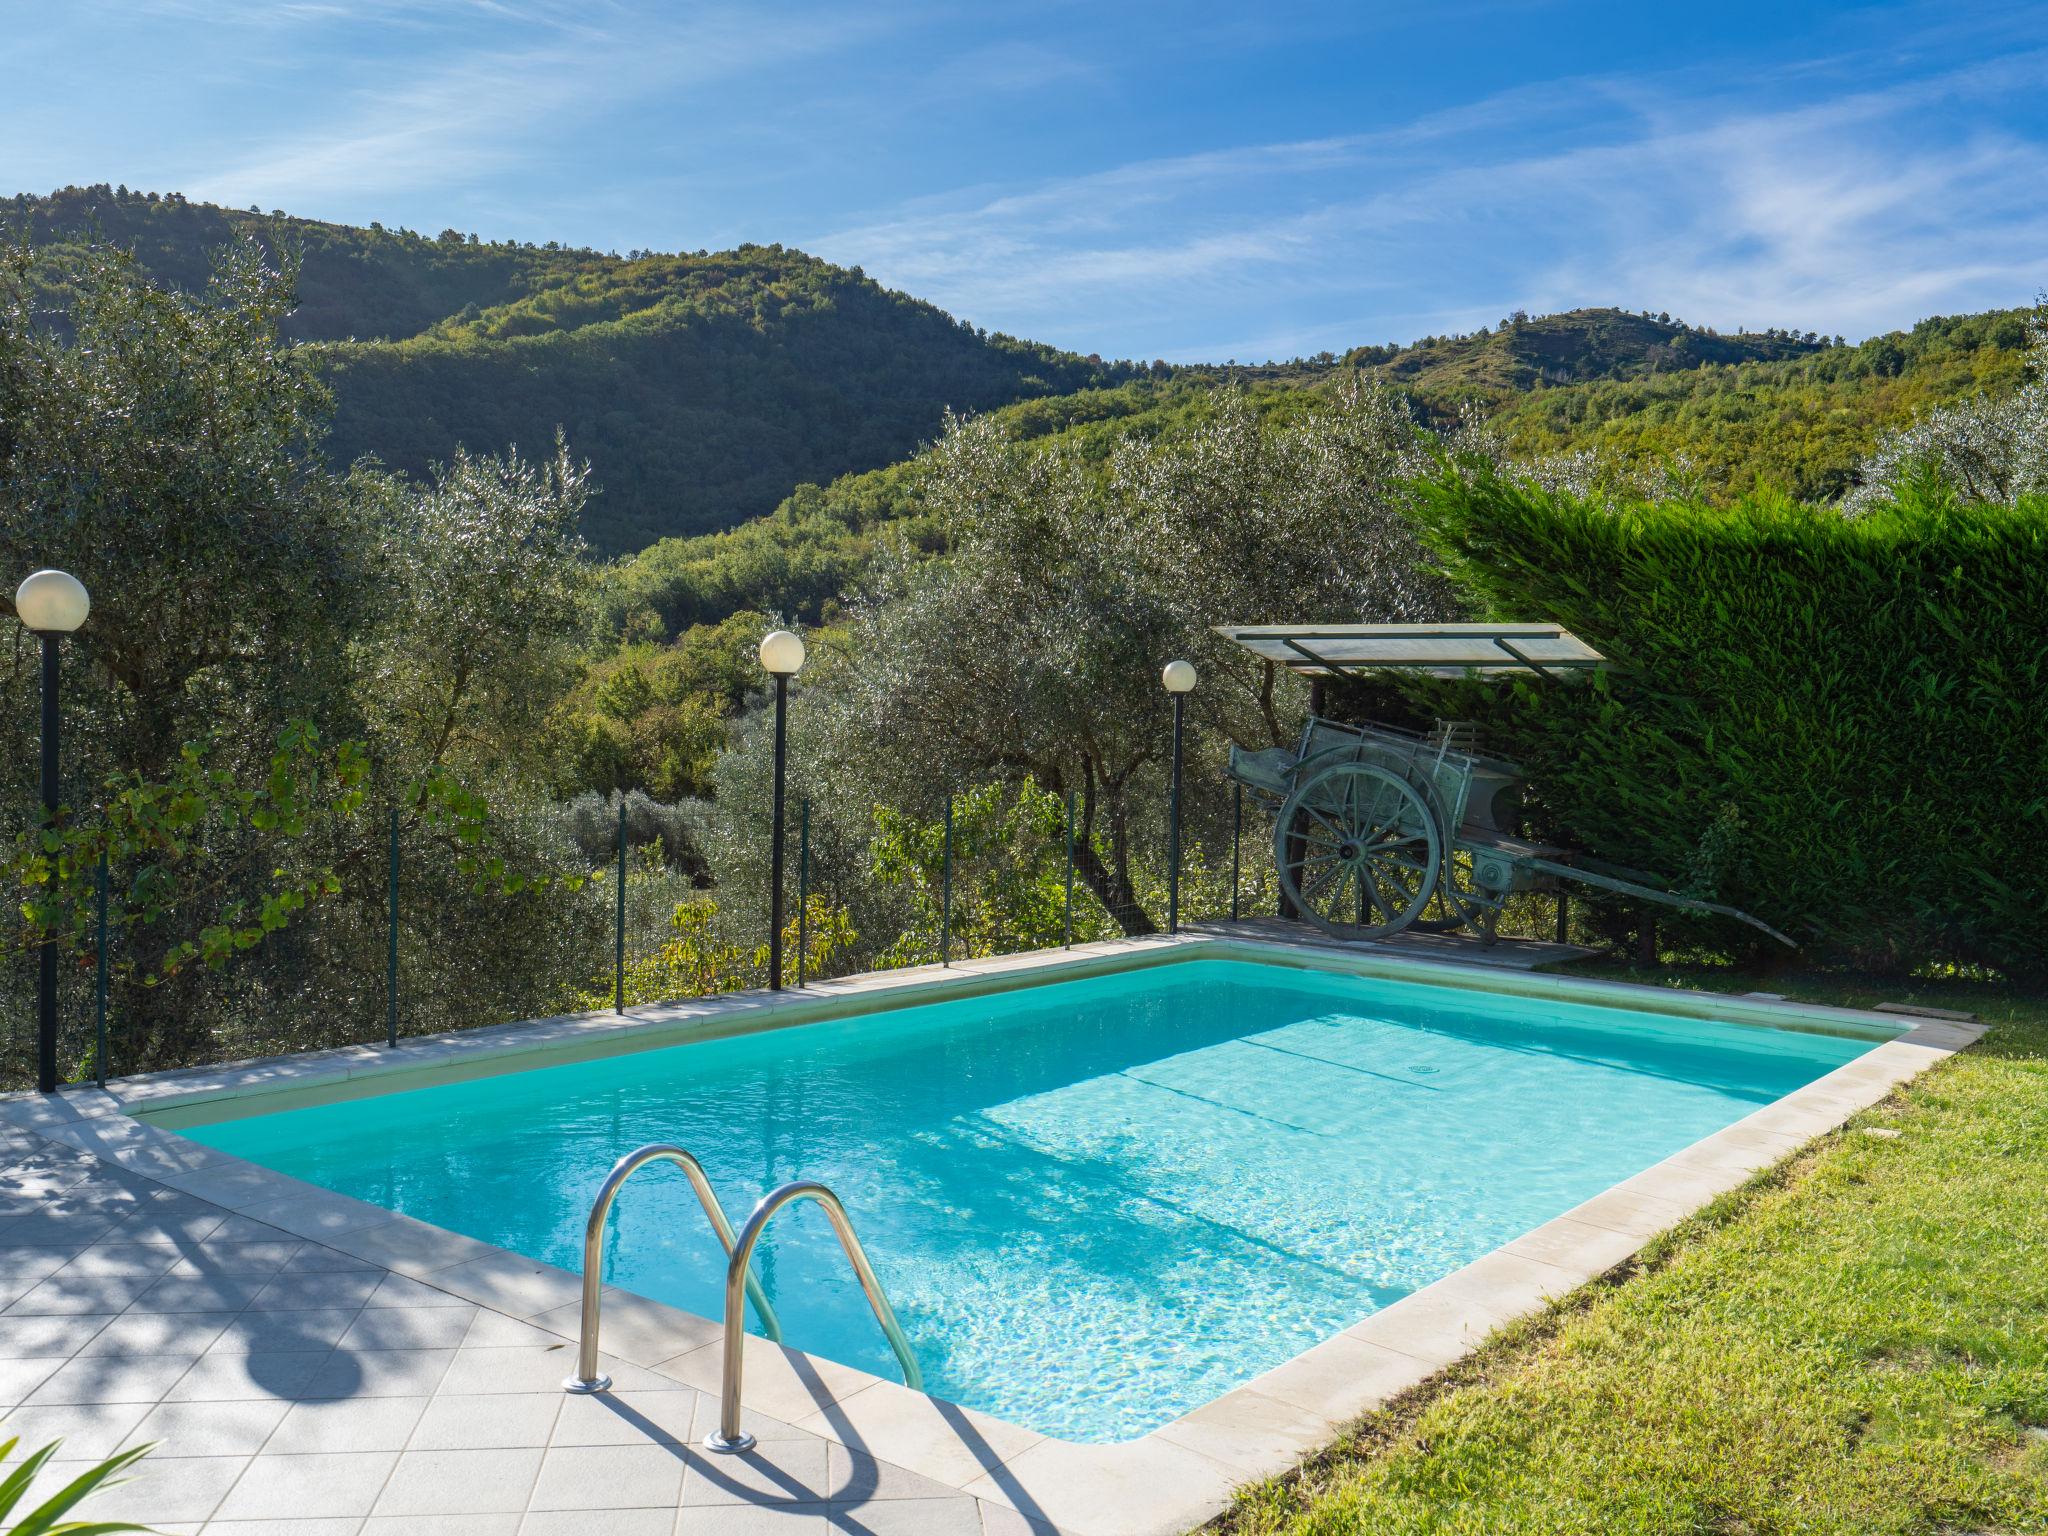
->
<box><xmin>961</xmin><ymin>1435</ymin><xmax>1239</xmax><ymax>1536</ymax></box>
<box><xmin>827</xmin><ymin>1497</ymin><xmax>983</xmax><ymax>1534</ymax></box>
<box><xmin>658</xmin><ymin>1336</ymin><xmax>872</xmax><ymax>1429</ymax></box>
<box><xmin>1237</xmin><ymin>1332</ymin><xmax>1433</xmax><ymax>1422</ymax></box>
<box><xmin>301</xmin><ymin>1347</ymin><xmax>461</xmax><ymax>1400</ymax></box>
<box><xmin>56</xmin><ymin>1242</ymin><xmax>189</xmax><ymax>1279</ymax></box>
<box><xmin>364</xmin><ymin>1272</ymin><xmax>477</xmax><ymax>1309</ymax></box>
<box><xmin>529</xmin><ymin>1291</ymin><xmax>721</xmax><ymax>1367</ymax></box>
<box><xmin>521</xmin><ymin>1510</ymin><xmax>674</xmax><ymax>1536</ymax></box>
<box><xmin>792</xmin><ymin>1379</ymin><xmax>1039</xmax><ymax>1490</ymax></box>
<box><xmin>974</xmin><ymin>1501</ymin><xmax>1065</xmax><ymax>1535</ymax></box>
<box><xmin>1502</xmin><ymin>1216</ymin><xmax>1646</xmax><ymax>1277</ymax></box>
<box><xmin>337</xmin><ymin>1304</ymin><xmax>480</xmax><ymax>1351</ymax></box>
<box><xmin>690</xmin><ymin>1392</ymin><xmax>827</xmax><ymax>1449</ymax></box>
<box><xmin>414</xmin><ymin>1390</ymin><xmax>566</xmax><ymax>1450</ymax></box>
<box><xmin>676</xmin><ymin>1507</ymin><xmax>828</xmax><ymax>1533</ymax></box>
<box><xmin>164</xmin><ymin>1239</ymin><xmax>304</xmax><ymax>1278</ymax></box>
<box><xmin>4</xmin><ymin>1272</ymin><xmax>159</xmax><ymax>1315</ymax></box>
<box><xmin>209</xmin><ymin>1307</ymin><xmax>359</xmax><ymax>1355</ymax></box>
<box><xmin>441</xmin><ymin>1345</ymin><xmax>667</xmax><ymax>1397</ymax></box>
<box><xmin>247</xmin><ymin>1270</ymin><xmax>384</xmax><ymax>1312</ymax></box>
<box><xmin>462</xmin><ymin>1311</ymin><xmax>567</xmax><ymax>1348</ymax></box>
<box><xmin>1558</xmin><ymin>1184</ymin><xmax>1695</xmax><ymax>1240</ymax></box>
<box><xmin>267</xmin><ymin>1394</ymin><xmax>430</xmax><ymax>1454</ymax></box>
<box><xmin>0</xmin><ymin>1312</ymin><xmax>113</xmax><ymax>1356</ymax></box>
<box><xmin>550</xmin><ymin>1387</ymin><xmax>702</xmax><ymax>1446</ymax></box>
<box><xmin>130</xmin><ymin>1396</ymin><xmax>290</xmax><ymax>1456</ymax></box>
<box><xmin>0</xmin><ymin>1400</ymin><xmax>152</xmax><ymax>1460</ymax></box>
<box><xmin>527</xmin><ymin>1442</ymin><xmax>691</xmax><ymax>1511</ymax></box>
<box><xmin>214</xmin><ymin>1449</ymin><xmax>402</xmax><ymax>1520</ymax></box>
<box><xmin>162</xmin><ymin>1349</ymin><xmax>331</xmax><ymax>1402</ymax></box>
<box><xmin>679</xmin><ymin>1439</ymin><xmax>831</xmax><ymax>1506</ymax></box>
<box><xmin>428</xmin><ymin>1256</ymin><xmax>584</xmax><ymax>1320</ymax></box>
<box><xmin>823</xmin><ymin>1442</ymin><xmax>967</xmax><ymax>1503</ymax></box>
<box><xmin>373</xmin><ymin>1446</ymin><xmax>547</xmax><ymax>1517</ymax></box>
<box><xmin>50</xmin><ymin>1449</ymin><xmax>250</xmax><ymax>1523</ymax></box>
<box><xmin>23</xmin><ymin>1351</ymin><xmax>193</xmax><ymax>1405</ymax></box>
<box><xmin>1150</xmin><ymin>1387</ymin><xmax>1336</xmax><ymax>1479</ymax></box>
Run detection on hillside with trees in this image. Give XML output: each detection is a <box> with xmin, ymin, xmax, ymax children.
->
<box><xmin>7</xmin><ymin>186</ymin><xmax>1149</xmax><ymax>552</ymax></box>
<box><xmin>20</xmin><ymin>187</ymin><xmax>2030</xmax><ymax>556</ymax></box>
<box><xmin>587</xmin><ymin>302</ymin><xmax>2039</xmax><ymax>645</ymax></box>
<box><xmin>315</xmin><ymin>246</ymin><xmax>1147</xmax><ymax>550</ymax></box>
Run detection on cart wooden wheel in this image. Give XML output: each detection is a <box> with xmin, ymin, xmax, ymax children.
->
<box><xmin>1412</xmin><ymin>845</ymin><xmax>1507</xmax><ymax>942</ymax></box>
<box><xmin>1275</xmin><ymin>762</ymin><xmax>1442</xmax><ymax>940</ymax></box>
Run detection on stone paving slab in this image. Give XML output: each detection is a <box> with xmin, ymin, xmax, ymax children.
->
<box><xmin>0</xmin><ymin>1132</ymin><xmax>1057</xmax><ymax>1535</ymax></box>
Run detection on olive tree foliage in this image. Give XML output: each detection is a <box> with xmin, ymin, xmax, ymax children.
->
<box><xmin>352</xmin><ymin>436</ymin><xmax>591</xmax><ymax>796</ymax></box>
<box><xmin>800</xmin><ymin>385</ymin><xmax>1470</xmax><ymax>935</ymax></box>
<box><xmin>0</xmin><ymin>231</ymin><xmax>602</xmax><ymax>1079</ymax></box>
<box><xmin>1118</xmin><ymin>381</ymin><xmax>1464</xmax><ymax>749</ymax></box>
<box><xmin>0</xmin><ymin>235</ymin><xmax>366</xmax><ymax>787</ymax></box>
<box><xmin>1843</xmin><ymin>299</ymin><xmax>2048</xmax><ymax>515</ymax></box>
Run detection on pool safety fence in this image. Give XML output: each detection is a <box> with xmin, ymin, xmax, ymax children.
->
<box><xmin>0</xmin><ymin>771</ymin><xmax>1337</xmax><ymax>1093</ymax></box>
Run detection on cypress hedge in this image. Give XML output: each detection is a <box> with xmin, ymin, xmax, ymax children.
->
<box><xmin>1401</xmin><ymin>472</ymin><xmax>2047</xmax><ymax>977</ymax></box>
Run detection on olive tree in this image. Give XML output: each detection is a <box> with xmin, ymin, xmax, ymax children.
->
<box><xmin>806</xmin><ymin>384</ymin><xmax>1466</xmax><ymax>936</ymax></box>
<box><xmin>0</xmin><ymin>235</ymin><xmax>365</xmax><ymax>788</ymax></box>
<box><xmin>1844</xmin><ymin>300</ymin><xmax>2047</xmax><ymax>514</ymax></box>
<box><xmin>0</xmin><ymin>231</ymin><xmax>601</xmax><ymax>1078</ymax></box>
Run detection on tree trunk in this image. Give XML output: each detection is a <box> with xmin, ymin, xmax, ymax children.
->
<box><xmin>1071</xmin><ymin>759</ymin><xmax>1156</xmax><ymax>936</ymax></box>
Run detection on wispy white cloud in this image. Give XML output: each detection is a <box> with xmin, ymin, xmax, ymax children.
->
<box><xmin>812</xmin><ymin>44</ymin><xmax>2048</xmax><ymax>358</ymax></box>
<box><xmin>186</xmin><ymin>4</ymin><xmax>895</xmax><ymax>212</ymax></box>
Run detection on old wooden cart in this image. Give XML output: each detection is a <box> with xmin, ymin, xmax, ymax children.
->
<box><xmin>1216</xmin><ymin>623</ymin><xmax>1791</xmax><ymax>946</ymax></box>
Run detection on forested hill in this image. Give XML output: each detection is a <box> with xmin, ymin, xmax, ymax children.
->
<box><xmin>8</xmin><ymin>187</ymin><xmax>2032</xmax><ymax>552</ymax></box>
<box><xmin>9</xmin><ymin>185</ymin><xmax>1150</xmax><ymax>551</ymax></box>
<box><xmin>597</xmin><ymin>300</ymin><xmax>2037</xmax><ymax>643</ymax></box>
<box><xmin>1343</xmin><ymin>308</ymin><xmax>1828</xmax><ymax>397</ymax></box>
<box><xmin>5</xmin><ymin>184</ymin><xmax>600</xmax><ymax>342</ymax></box>
<box><xmin>315</xmin><ymin>248</ymin><xmax>1147</xmax><ymax>550</ymax></box>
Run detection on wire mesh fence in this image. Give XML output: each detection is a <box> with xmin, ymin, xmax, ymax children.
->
<box><xmin>5</xmin><ymin>738</ymin><xmax>1591</xmax><ymax>1097</ymax></box>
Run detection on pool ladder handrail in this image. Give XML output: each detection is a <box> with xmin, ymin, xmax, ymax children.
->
<box><xmin>704</xmin><ymin>1179</ymin><xmax>922</xmax><ymax>1454</ymax></box>
<box><xmin>563</xmin><ymin>1143</ymin><xmax>782</xmax><ymax>1394</ymax></box>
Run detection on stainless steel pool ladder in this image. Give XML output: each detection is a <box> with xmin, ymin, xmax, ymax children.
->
<box><xmin>562</xmin><ymin>1143</ymin><xmax>782</xmax><ymax>1394</ymax></box>
<box><xmin>703</xmin><ymin>1179</ymin><xmax>923</xmax><ymax>1454</ymax></box>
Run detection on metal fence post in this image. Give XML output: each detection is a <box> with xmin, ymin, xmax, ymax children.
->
<box><xmin>796</xmin><ymin>798</ymin><xmax>810</xmax><ymax>988</ymax></box>
<box><xmin>386</xmin><ymin>808</ymin><xmax>399</xmax><ymax>1048</ymax></box>
<box><xmin>94</xmin><ymin>853</ymin><xmax>108</xmax><ymax>1088</ymax></box>
<box><xmin>1554</xmin><ymin>890</ymin><xmax>1569</xmax><ymax>945</ymax></box>
<box><xmin>614</xmin><ymin>801</ymin><xmax>627</xmax><ymax>1012</ymax></box>
<box><xmin>1230</xmin><ymin>781</ymin><xmax>1242</xmax><ymax>924</ymax></box>
<box><xmin>1062</xmin><ymin>791</ymin><xmax>1075</xmax><ymax>949</ymax></box>
<box><xmin>939</xmin><ymin>795</ymin><xmax>954</xmax><ymax>967</ymax></box>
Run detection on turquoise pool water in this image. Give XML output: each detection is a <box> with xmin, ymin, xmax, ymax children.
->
<box><xmin>187</xmin><ymin>957</ymin><xmax>1879</xmax><ymax>1441</ymax></box>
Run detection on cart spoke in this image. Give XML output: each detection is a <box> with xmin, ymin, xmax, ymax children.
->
<box><xmin>1301</xmin><ymin>861</ymin><xmax>1345</xmax><ymax>906</ymax></box>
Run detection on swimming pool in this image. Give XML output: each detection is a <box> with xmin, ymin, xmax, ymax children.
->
<box><xmin>183</xmin><ymin>953</ymin><xmax>1882</xmax><ymax>1442</ymax></box>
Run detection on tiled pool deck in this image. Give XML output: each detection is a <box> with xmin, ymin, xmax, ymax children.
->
<box><xmin>0</xmin><ymin>936</ymin><xmax>1983</xmax><ymax>1536</ymax></box>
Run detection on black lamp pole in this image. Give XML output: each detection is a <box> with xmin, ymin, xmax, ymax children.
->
<box><xmin>768</xmin><ymin>672</ymin><xmax>789</xmax><ymax>991</ymax></box>
<box><xmin>1167</xmin><ymin>688</ymin><xmax>1186</xmax><ymax>935</ymax></box>
<box><xmin>36</xmin><ymin>633</ymin><xmax>60</xmax><ymax>1093</ymax></box>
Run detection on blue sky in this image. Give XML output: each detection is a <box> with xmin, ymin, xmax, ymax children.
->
<box><xmin>6</xmin><ymin>0</ymin><xmax>2046</xmax><ymax>360</ymax></box>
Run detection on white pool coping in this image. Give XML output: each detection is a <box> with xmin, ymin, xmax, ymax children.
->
<box><xmin>2</xmin><ymin>934</ymin><xmax>1984</xmax><ymax>1536</ymax></box>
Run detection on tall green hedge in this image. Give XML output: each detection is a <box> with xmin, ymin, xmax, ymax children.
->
<box><xmin>1403</xmin><ymin>473</ymin><xmax>2047</xmax><ymax>977</ymax></box>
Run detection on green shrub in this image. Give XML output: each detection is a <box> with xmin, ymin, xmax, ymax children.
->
<box><xmin>1402</xmin><ymin>472</ymin><xmax>2047</xmax><ymax>976</ymax></box>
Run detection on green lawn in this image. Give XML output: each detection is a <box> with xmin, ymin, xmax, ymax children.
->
<box><xmin>1216</xmin><ymin>965</ymin><xmax>2048</xmax><ymax>1536</ymax></box>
